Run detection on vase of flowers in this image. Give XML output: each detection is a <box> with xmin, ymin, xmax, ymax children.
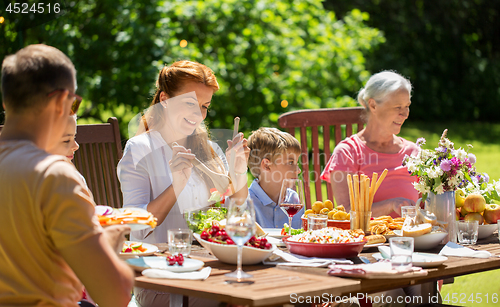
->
<box><xmin>403</xmin><ymin>129</ymin><xmax>478</xmax><ymax>243</ymax></box>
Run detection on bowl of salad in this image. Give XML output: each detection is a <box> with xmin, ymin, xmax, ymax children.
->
<box><xmin>184</xmin><ymin>205</ymin><xmax>227</xmax><ymax>234</ymax></box>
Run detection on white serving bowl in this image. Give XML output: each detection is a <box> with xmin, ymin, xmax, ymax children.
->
<box><xmin>478</xmin><ymin>224</ymin><xmax>497</xmax><ymax>239</ymax></box>
<box><xmin>394</xmin><ymin>230</ymin><xmax>448</xmax><ymax>250</ymax></box>
<box><xmin>193</xmin><ymin>233</ymin><xmax>276</xmax><ymax>265</ymax></box>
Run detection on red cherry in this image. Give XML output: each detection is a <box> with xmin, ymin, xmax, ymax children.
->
<box><xmin>265</xmin><ymin>243</ymin><xmax>272</xmax><ymax>249</ymax></box>
<box><xmin>200</xmin><ymin>231</ymin><xmax>209</xmax><ymax>241</ymax></box>
<box><xmin>167</xmin><ymin>256</ymin><xmax>176</xmax><ymax>266</ymax></box>
<box><xmin>226</xmin><ymin>238</ymin><xmax>235</xmax><ymax>245</ymax></box>
<box><xmin>176</xmin><ymin>254</ymin><xmax>184</xmax><ymax>265</ymax></box>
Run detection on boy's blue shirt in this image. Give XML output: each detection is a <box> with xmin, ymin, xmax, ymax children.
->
<box><xmin>249</xmin><ymin>179</ymin><xmax>304</xmax><ymax>229</ymax></box>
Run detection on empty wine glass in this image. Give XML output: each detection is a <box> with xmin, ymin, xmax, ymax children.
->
<box><xmin>224</xmin><ymin>198</ymin><xmax>256</xmax><ymax>281</ymax></box>
<box><xmin>278</xmin><ymin>178</ymin><xmax>305</xmax><ymax>236</ymax></box>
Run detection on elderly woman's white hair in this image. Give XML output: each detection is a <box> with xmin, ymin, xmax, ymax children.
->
<box><xmin>357</xmin><ymin>70</ymin><xmax>412</xmax><ymax>112</ymax></box>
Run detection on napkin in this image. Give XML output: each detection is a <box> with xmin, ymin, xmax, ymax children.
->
<box><xmin>328</xmin><ymin>261</ymin><xmax>427</xmax><ymax>279</ymax></box>
<box><xmin>263</xmin><ymin>249</ymin><xmax>353</xmax><ymax>267</ymax></box>
<box><xmin>378</xmin><ymin>246</ymin><xmax>391</xmax><ymax>259</ymax></box>
<box><xmin>439</xmin><ymin>242</ymin><xmax>491</xmax><ymax>258</ymax></box>
<box><xmin>142</xmin><ymin>267</ymin><xmax>211</xmax><ymax>280</ymax></box>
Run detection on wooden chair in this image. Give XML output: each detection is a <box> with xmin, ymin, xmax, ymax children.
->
<box><xmin>278</xmin><ymin>107</ymin><xmax>364</xmax><ymax>209</ymax></box>
<box><xmin>74</xmin><ymin>117</ymin><xmax>124</xmax><ymax>208</ymax></box>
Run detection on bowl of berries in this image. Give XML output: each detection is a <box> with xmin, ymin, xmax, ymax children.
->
<box><xmin>193</xmin><ymin>223</ymin><xmax>276</xmax><ymax>265</ymax></box>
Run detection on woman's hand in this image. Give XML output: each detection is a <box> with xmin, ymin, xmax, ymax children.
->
<box><xmin>372</xmin><ymin>197</ymin><xmax>416</xmax><ymax>217</ymax></box>
<box><xmin>226</xmin><ymin>132</ymin><xmax>250</xmax><ymax>174</ymax></box>
<box><xmin>169</xmin><ymin>144</ymin><xmax>195</xmax><ymax>195</ymax></box>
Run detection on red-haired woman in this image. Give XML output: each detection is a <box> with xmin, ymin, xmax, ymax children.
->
<box><xmin>118</xmin><ymin>61</ymin><xmax>250</xmax><ymax>306</ymax></box>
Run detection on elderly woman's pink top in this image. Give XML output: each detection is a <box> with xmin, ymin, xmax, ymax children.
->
<box><xmin>320</xmin><ymin>134</ymin><xmax>420</xmax><ymax>204</ymax></box>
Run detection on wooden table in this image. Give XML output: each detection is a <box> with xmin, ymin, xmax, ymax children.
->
<box><xmin>134</xmin><ymin>235</ymin><xmax>500</xmax><ymax>306</ymax></box>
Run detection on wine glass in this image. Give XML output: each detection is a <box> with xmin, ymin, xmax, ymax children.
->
<box><xmin>278</xmin><ymin>178</ymin><xmax>305</xmax><ymax>236</ymax></box>
<box><xmin>224</xmin><ymin>198</ymin><xmax>256</xmax><ymax>281</ymax></box>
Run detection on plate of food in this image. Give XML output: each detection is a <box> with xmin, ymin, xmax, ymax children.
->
<box><xmin>283</xmin><ymin>228</ymin><xmax>366</xmax><ymax>258</ymax></box>
<box><xmin>97</xmin><ymin>207</ymin><xmax>157</xmax><ymax>231</ymax></box>
<box><xmin>120</xmin><ymin>241</ymin><xmax>158</xmax><ymax>256</ymax></box>
<box><xmin>126</xmin><ymin>256</ymin><xmax>204</xmax><ymax>273</ymax></box>
<box><xmin>393</xmin><ymin>228</ymin><xmax>448</xmax><ymax>250</ymax></box>
<box><xmin>263</xmin><ymin>228</ymin><xmax>285</xmax><ymax>239</ymax></box>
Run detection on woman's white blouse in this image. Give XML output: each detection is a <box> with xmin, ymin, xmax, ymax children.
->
<box><xmin>117</xmin><ymin>130</ymin><xmax>228</xmax><ymax>243</ymax></box>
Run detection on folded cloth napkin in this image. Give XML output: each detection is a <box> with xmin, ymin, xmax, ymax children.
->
<box><xmin>263</xmin><ymin>249</ymin><xmax>353</xmax><ymax>267</ymax></box>
<box><xmin>439</xmin><ymin>242</ymin><xmax>491</xmax><ymax>258</ymax></box>
<box><xmin>328</xmin><ymin>261</ymin><xmax>427</xmax><ymax>279</ymax></box>
<box><xmin>142</xmin><ymin>267</ymin><xmax>211</xmax><ymax>280</ymax></box>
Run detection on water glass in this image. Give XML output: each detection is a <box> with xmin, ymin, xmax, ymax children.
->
<box><xmin>225</xmin><ymin>197</ymin><xmax>256</xmax><ymax>281</ymax></box>
<box><xmin>349</xmin><ymin>210</ymin><xmax>371</xmax><ymax>233</ymax></box>
<box><xmin>401</xmin><ymin>206</ymin><xmax>417</xmax><ymax>219</ymax></box>
<box><xmin>168</xmin><ymin>229</ymin><xmax>192</xmax><ymax>256</ymax></box>
<box><xmin>308</xmin><ymin>214</ymin><xmax>327</xmax><ymax>230</ymax></box>
<box><xmin>457</xmin><ymin>220</ymin><xmax>479</xmax><ymax>245</ymax></box>
<box><xmin>389</xmin><ymin>237</ymin><xmax>414</xmax><ymax>271</ymax></box>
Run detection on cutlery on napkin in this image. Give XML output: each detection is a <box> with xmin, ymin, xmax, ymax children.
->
<box><xmin>263</xmin><ymin>249</ymin><xmax>353</xmax><ymax>267</ymax></box>
<box><xmin>328</xmin><ymin>262</ymin><xmax>427</xmax><ymax>279</ymax></box>
<box><xmin>439</xmin><ymin>242</ymin><xmax>491</xmax><ymax>258</ymax></box>
<box><xmin>142</xmin><ymin>267</ymin><xmax>211</xmax><ymax>280</ymax></box>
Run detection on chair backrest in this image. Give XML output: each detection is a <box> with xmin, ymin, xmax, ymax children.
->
<box><xmin>74</xmin><ymin>117</ymin><xmax>124</xmax><ymax>208</ymax></box>
<box><xmin>278</xmin><ymin>107</ymin><xmax>364</xmax><ymax>209</ymax></box>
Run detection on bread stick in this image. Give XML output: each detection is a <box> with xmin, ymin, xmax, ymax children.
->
<box><xmin>347</xmin><ymin>174</ymin><xmax>355</xmax><ymax>212</ymax></box>
<box><xmin>369</xmin><ymin>172</ymin><xmax>378</xmax><ymax>207</ymax></box>
<box><xmin>353</xmin><ymin>174</ymin><xmax>360</xmax><ymax>229</ymax></box>
<box><xmin>374</xmin><ymin>169</ymin><xmax>388</xmax><ymax>195</ymax></box>
<box><xmin>364</xmin><ymin>177</ymin><xmax>370</xmax><ymax>212</ymax></box>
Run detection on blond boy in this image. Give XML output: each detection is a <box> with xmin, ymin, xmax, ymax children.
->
<box><xmin>247</xmin><ymin>127</ymin><xmax>303</xmax><ymax>228</ymax></box>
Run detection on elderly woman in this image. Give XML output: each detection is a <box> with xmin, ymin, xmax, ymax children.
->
<box><xmin>321</xmin><ymin>70</ymin><xmax>419</xmax><ymax>218</ymax></box>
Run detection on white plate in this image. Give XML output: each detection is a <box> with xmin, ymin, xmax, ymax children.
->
<box><xmin>363</xmin><ymin>243</ymin><xmax>384</xmax><ymax>250</ymax></box>
<box><xmin>478</xmin><ymin>224</ymin><xmax>497</xmax><ymax>239</ymax></box>
<box><xmin>372</xmin><ymin>252</ymin><xmax>448</xmax><ymax>268</ymax></box>
<box><xmin>126</xmin><ymin>257</ymin><xmax>204</xmax><ymax>273</ymax></box>
<box><xmin>263</xmin><ymin>228</ymin><xmax>285</xmax><ymax>239</ymax></box>
<box><xmin>120</xmin><ymin>241</ymin><xmax>158</xmax><ymax>256</ymax></box>
<box><xmin>193</xmin><ymin>233</ymin><xmax>276</xmax><ymax>265</ymax></box>
<box><xmin>394</xmin><ymin>230</ymin><xmax>448</xmax><ymax>250</ymax></box>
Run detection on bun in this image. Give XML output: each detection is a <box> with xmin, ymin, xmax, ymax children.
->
<box><xmin>402</xmin><ymin>223</ymin><xmax>432</xmax><ymax>237</ymax></box>
<box><xmin>365</xmin><ymin>234</ymin><xmax>386</xmax><ymax>245</ymax></box>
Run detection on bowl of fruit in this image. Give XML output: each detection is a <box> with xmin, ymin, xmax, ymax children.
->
<box><xmin>193</xmin><ymin>222</ymin><xmax>276</xmax><ymax>265</ymax></box>
<box><xmin>302</xmin><ymin>201</ymin><xmax>351</xmax><ymax>230</ymax></box>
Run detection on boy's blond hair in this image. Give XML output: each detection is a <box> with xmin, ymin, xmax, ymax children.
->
<box><xmin>247</xmin><ymin>127</ymin><xmax>301</xmax><ymax>178</ymax></box>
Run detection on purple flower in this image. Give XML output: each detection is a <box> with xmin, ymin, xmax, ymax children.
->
<box><xmin>440</xmin><ymin>159</ymin><xmax>452</xmax><ymax>172</ymax></box>
<box><xmin>483</xmin><ymin>173</ymin><xmax>490</xmax><ymax>183</ymax></box>
<box><xmin>451</xmin><ymin>157</ymin><xmax>462</xmax><ymax>167</ymax></box>
<box><xmin>468</xmin><ymin>153</ymin><xmax>476</xmax><ymax>164</ymax></box>
<box><xmin>416</xmin><ymin>138</ymin><xmax>426</xmax><ymax>146</ymax></box>
<box><xmin>435</xmin><ymin>147</ymin><xmax>447</xmax><ymax>153</ymax></box>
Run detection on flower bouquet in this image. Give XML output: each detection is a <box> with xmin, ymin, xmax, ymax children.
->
<box><xmin>402</xmin><ymin>129</ymin><xmax>478</xmax><ymax>202</ymax></box>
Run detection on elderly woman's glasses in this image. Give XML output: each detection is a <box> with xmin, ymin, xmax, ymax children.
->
<box><xmin>47</xmin><ymin>89</ymin><xmax>82</xmax><ymax>115</ymax></box>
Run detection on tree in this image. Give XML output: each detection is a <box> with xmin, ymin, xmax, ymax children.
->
<box><xmin>1</xmin><ymin>0</ymin><xmax>383</xmax><ymax>137</ymax></box>
<box><xmin>324</xmin><ymin>0</ymin><xmax>500</xmax><ymax>122</ymax></box>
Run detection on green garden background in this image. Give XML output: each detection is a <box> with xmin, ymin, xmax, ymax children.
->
<box><xmin>1</xmin><ymin>0</ymin><xmax>499</xmax><ymax>304</ymax></box>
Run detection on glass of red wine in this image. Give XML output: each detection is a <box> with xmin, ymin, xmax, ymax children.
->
<box><xmin>278</xmin><ymin>178</ymin><xmax>305</xmax><ymax>236</ymax></box>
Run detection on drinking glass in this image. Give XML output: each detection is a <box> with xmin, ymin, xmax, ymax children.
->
<box><xmin>457</xmin><ymin>220</ymin><xmax>479</xmax><ymax>245</ymax></box>
<box><xmin>307</xmin><ymin>214</ymin><xmax>327</xmax><ymax>231</ymax></box>
<box><xmin>225</xmin><ymin>198</ymin><xmax>256</xmax><ymax>281</ymax></box>
<box><xmin>278</xmin><ymin>178</ymin><xmax>305</xmax><ymax>235</ymax></box>
<box><xmin>168</xmin><ymin>229</ymin><xmax>192</xmax><ymax>256</ymax></box>
<box><xmin>389</xmin><ymin>237</ymin><xmax>414</xmax><ymax>271</ymax></box>
<box><xmin>401</xmin><ymin>206</ymin><xmax>417</xmax><ymax>219</ymax></box>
